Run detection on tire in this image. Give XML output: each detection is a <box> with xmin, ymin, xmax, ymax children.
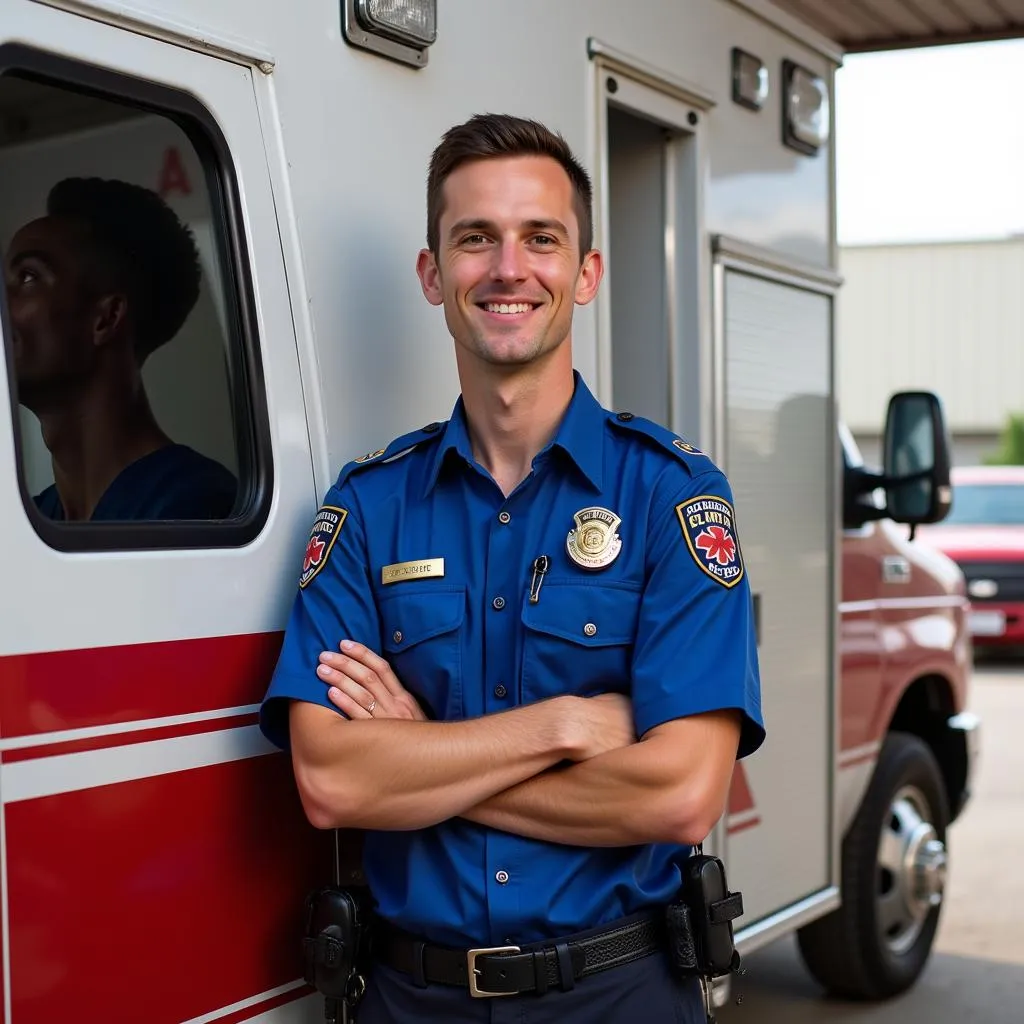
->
<box><xmin>796</xmin><ymin>731</ymin><xmax>950</xmax><ymax>1000</ymax></box>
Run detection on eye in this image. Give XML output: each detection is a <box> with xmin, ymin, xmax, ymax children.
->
<box><xmin>16</xmin><ymin>266</ymin><xmax>39</xmax><ymax>286</ymax></box>
<box><xmin>530</xmin><ymin>234</ymin><xmax>558</xmax><ymax>247</ymax></box>
<box><xmin>461</xmin><ymin>233</ymin><xmax>490</xmax><ymax>246</ymax></box>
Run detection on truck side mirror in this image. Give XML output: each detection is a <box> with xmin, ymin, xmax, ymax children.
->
<box><xmin>883</xmin><ymin>391</ymin><xmax>952</xmax><ymax>525</ymax></box>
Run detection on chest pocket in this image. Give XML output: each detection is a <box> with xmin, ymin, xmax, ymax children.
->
<box><xmin>520</xmin><ymin>581</ymin><xmax>641</xmax><ymax>700</ymax></box>
<box><xmin>380</xmin><ymin>587</ymin><xmax>465</xmax><ymax>720</ymax></box>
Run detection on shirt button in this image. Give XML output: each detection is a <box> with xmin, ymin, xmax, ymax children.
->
<box><xmin>498</xmin><ymin>511</ymin><xmax>511</xmax><ymax>524</ymax></box>
<box><xmin>493</xmin><ymin>683</ymin><xmax>508</xmax><ymax>698</ymax></box>
<box><xmin>495</xmin><ymin>870</ymin><xmax>510</xmax><ymax>884</ymax></box>
<box><xmin>583</xmin><ymin>623</ymin><xmax>598</xmax><ymax>637</ymax></box>
<box><xmin>492</xmin><ymin>596</ymin><xmax>506</xmax><ymax>610</ymax></box>
<box><xmin>392</xmin><ymin>630</ymin><xmax>403</xmax><ymax>644</ymax></box>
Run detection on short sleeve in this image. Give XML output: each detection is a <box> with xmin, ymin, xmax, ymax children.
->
<box><xmin>259</xmin><ymin>482</ymin><xmax>380</xmax><ymax>750</ymax></box>
<box><xmin>631</xmin><ymin>467</ymin><xmax>765</xmax><ymax>759</ymax></box>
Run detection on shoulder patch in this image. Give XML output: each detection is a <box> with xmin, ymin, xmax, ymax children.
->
<box><xmin>608</xmin><ymin>411</ymin><xmax>710</xmax><ymax>470</ymax></box>
<box><xmin>336</xmin><ymin>421</ymin><xmax>447</xmax><ymax>489</ymax></box>
<box><xmin>675</xmin><ymin>493</ymin><xmax>744</xmax><ymax>588</ymax></box>
<box><xmin>299</xmin><ymin>505</ymin><xmax>348</xmax><ymax>589</ymax></box>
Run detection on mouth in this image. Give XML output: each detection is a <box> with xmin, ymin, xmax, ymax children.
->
<box><xmin>475</xmin><ymin>300</ymin><xmax>541</xmax><ymax>321</ymax></box>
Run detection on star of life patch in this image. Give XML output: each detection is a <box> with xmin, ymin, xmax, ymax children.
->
<box><xmin>675</xmin><ymin>494</ymin><xmax>744</xmax><ymax>588</ymax></box>
<box><xmin>299</xmin><ymin>505</ymin><xmax>348</xmax><ymax>589</ymax></box>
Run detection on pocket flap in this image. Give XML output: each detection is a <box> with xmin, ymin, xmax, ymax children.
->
<box><xmin>522</xmin><ymin>582</ymin><xmax>641</xmax><ymax>647</ymax></box>
<box><xmin>381</xmin><ymin>589</ymin><xmax>465</xmax><ymax>652</ymax></box>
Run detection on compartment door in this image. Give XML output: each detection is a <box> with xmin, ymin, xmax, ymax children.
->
<box><xmin>715</xmin><ymin>239</ymin><xmax>840</xmax><ymax>931</ymax></box>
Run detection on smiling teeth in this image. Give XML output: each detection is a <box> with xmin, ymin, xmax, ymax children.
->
<box><xmin>485</xmin><ymin>302</ymin><xmax>532</xmax><ymax>314</ymax></box>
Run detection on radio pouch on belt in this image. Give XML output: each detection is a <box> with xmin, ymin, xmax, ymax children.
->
<box><xmin>666</xmin><ymin>846</ymin><xmax>744</xmax><ymax>980</ymax></box>
<box><xmin>302</xmin><ymin>886</ymin><xmax>368</xmax><ymax>1024</ymax></box>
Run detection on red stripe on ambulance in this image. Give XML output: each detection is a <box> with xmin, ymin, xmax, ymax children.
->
<box><xmin>726</xmin><ymin>763</ymin><xmax>761</xmax><ymax>835</ymax></box>
<box><xmin>5</xmin><ymin>753</ymin><xmax>329</xmax><ymax>1023</ymax></box>
<box><xmin>0</xmin><ymin>632</ymin><xmax>284</xmax><ymax>739</ymax></box>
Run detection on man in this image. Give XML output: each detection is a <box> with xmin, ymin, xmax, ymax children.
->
<box><xmin>260</xmin><ymin>114</ymin><xmax>764</xmax><ymax>1023</ymax></box>
<box><xmin>4</xmin><ymin>177</ymin><xmax>236</xmax><ymax>521</ymax></box>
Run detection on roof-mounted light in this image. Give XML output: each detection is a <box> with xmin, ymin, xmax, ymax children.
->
<box><xmin>782</xmin><ymin>60</ymin><xmax>830</xmax><ymax>156</ymax></box>
<box><xmin>732</xmin><ymin>48</ymin><xmax>768</xmax><ymax>111</ymax></box>
<box><xmin>342</xmin><ymin>0</ymin><xmax>436</xmax><ymax>68</ymax></box>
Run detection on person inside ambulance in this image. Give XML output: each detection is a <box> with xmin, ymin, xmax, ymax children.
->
<box><xmin>3</xmin><ymin>176</ymin><xmax>237</xmax><ymax>521</ymax></box>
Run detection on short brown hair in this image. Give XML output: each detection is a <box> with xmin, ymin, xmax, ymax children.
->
<box><xmin>426</xmin><ymin>113</ymin><xmax>593</xmax><ymax>258</ymax></box>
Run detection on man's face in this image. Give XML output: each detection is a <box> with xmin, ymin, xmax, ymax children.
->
<box><xmin>417</xmin><ymin>155</ymin><xmax>602</xmax><ymax>371</ymax></box>
<box><xmin>3</xmin><ymin>217</ymin><xmax>104</xmax><ymax>410</ymax></box>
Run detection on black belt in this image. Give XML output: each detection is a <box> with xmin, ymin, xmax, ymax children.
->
<box><xmin>373</xmin><ymin>910</ymin><xmax>665</xmax><ymax>998</ymax></box>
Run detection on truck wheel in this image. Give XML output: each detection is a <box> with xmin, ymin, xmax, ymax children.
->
<box><xmin>796</xmin><ymin>731</ymin><xmax>949</xmax><ymax>1000</ymax></box>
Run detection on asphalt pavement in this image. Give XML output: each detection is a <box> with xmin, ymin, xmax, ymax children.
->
<box><xmin>720</xmin><ymin>657</ymin><xmax>1024</xmax><ymax>1024</ymax></box>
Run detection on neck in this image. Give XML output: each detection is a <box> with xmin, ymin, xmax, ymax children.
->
<box><xmin>458</xmin><ymin>346</ymin><xmax>575</xmax><ymax>497</ymax></box>
<box><xmin>35</xmin><ymin>373</ymin><xmax>171</xmax><ymax>520</ymax></box>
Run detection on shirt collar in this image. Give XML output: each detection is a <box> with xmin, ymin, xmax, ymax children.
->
<box><xmin>423</xmin><ymin>370</ymin><xmax>605</xmax><ymax>495</ymax></box>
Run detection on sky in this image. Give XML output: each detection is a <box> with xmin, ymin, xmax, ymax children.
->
<box><xmin>835</xmin><ymin>38</ymin><xmax>1024</xmax><ymax>247</ymax></box>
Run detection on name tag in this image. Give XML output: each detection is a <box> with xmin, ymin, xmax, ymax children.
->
<box><xmin>381</xmin><ymin>558</ymin><xmax>445</xmax><ymax>585</ymax></box>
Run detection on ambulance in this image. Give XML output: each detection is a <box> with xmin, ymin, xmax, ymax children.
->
<box><xmin>0</xmin><ymin>1</ymin><xmax>981</xmax><ymax>1020</ymax></box>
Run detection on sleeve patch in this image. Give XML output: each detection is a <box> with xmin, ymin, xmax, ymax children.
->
<box><xmin>675</xmin><ymin>494</ymin><xmax>744</xmax><ymax>588</ymax></box>
<box><xmin>299</xmin><ymin>505</ymin><xmax>348</xmax><ymax>589</ymax></box>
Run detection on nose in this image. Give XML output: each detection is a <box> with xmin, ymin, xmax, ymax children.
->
<box><xmin>491</xmin><ymin>236</ymin><xmax>528</xmax><ymax>283</ymax></box>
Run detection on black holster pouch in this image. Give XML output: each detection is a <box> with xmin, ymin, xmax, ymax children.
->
<box><xmin>666</xmin><ymin>851</ymin><xmax>744</xmax><ymax>980</ymax></box>
<box><xmin>302</xmin><ymin>886</ymin><xmax>370</xmax><ymax>1022</ymax></box>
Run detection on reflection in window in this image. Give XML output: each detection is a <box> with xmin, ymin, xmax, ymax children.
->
<box><xmin>0</xmin><ymin>72</ymin><xmax>253</xmax><ymax>528</ymax></box>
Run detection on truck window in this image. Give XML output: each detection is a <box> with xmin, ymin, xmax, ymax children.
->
<box><xmin>0</xmin><ymin>56</ymin><xmax>269</xmax><ymax>549</ymax></box>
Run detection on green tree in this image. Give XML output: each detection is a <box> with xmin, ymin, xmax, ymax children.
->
<box><xmin>984</xmin><ymin>413</ymin><xmax>1024</xmax><ymax>465</ymax></box>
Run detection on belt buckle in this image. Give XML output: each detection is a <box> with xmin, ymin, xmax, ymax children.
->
<box><xmin>466</xmin><ymin>945</ymin><xmax>521</xmax><ymax>998</ymax></box>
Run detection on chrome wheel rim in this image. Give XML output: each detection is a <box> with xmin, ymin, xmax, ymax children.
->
<box><xmin>876</xmin><ymin>784</ymin><xmax>947</xmax><ymax>956</ymax></box>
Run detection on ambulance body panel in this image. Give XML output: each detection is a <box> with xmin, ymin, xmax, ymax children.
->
<box><xmin>0</xmin><ymin>2</ymin><xmax>974</xmax><ymax>1020</ymax></box>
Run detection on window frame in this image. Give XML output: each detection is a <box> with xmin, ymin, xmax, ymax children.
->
<box><xmin>0</xmin><ymin>43</ymin><xmax>274</xmax><ymax>551</ymax></box>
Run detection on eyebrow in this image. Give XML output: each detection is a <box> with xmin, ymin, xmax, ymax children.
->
<box><xmin>9</xmin><ymin>249</ymin><xmax>57</xmax><ymax>273</ymax></box>
<box><xmin>447</xmin><ymin>218</ymin><xmax>570</xmax><ymax>240</ymax></box>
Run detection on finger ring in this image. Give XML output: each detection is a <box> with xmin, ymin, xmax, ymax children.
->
<box><xmin>366</xmin><ymin>700</ymin><xmax>376</xmax><ymax>716</ymax></box>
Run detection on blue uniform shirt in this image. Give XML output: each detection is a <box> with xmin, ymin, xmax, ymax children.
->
<box><xmin>35</xmin><ymin>443</ymin><xmax>237</xmax><ymax>521</ymax></box>
<box><xmin>261</xmin><ymin>373</ymin><xmax>764</xmax><ymax>947</ymax></box>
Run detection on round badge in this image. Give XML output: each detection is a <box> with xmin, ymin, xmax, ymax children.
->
<box><xmin>566</xmin><ymin>506</ymin><xmax>622</xmax><ymax>570</ymax></box>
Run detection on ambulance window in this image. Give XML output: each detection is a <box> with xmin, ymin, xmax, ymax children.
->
<box><xmin>0</xmin><ymin>57</ymin><xmax>270</xmax><ymax>550</ymax></box>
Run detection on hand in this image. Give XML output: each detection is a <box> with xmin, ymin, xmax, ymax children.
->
<box><xmin>567</xmin><ymin>693</ymin><xmax>636</xmax><ymax>761</ymax></box>
<box><xmin>317</xmin><ymin>640</ymin><xmax>428</xmax><ymax>721</ymax></box>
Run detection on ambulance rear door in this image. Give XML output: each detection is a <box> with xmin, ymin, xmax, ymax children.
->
<box><xmin>0</xmin><ymin>3</ymin><xmax>324</xmax><ymax>1021</ymax></box>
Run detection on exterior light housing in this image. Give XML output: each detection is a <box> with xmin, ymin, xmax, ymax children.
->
<box><xmin>342</xmin><ymin>0</ymin><xmax>436</xmax><ymax>68</ymax></box>
<box><xmin>782</xmin><ymin>60</ymin><xmax>830</xmax><ymax>155</ymax></box>
<box><xmin>732</xmin><ymin>48</ymin><xmax>768</xmax><ymax>111</ymax></box>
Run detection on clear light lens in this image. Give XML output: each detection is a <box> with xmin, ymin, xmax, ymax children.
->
<box><xmin>733</xmin><ymin>50</ymin><xmax>768</xmax><ymax>109</ymax></box>
<box><xmin>968</xmin><ymin>579</ymin><xmax>999</xmax><ymax>599</ymax></box>
<box><xmin>787</xmin><ymin>66</ymin><xmax>830</xmax><ymax>148</ymax></box>
<box><xmin>357</xmin><ymin>0</ymin><xmax>437</xmax><ymax>46</ymax></box>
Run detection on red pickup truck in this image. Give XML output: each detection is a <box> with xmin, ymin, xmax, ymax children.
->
<box><xmin>794</xmin><ymin>399</ymin><xmax>978</xmax><ymax>1001</ymax></box>
<box><xmin>916</xmin><ymin>465</ymin><xmax>1024</xmax><ymax>649</ymax></box>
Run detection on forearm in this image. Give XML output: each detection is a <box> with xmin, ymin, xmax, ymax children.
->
<box><xmin>291</xmin><ymin>698</ymin><xmax>576</xmax><ymax>831</ymax></box>
<box><xmin>463</xmin><ymin>723</ymin><xmax>733</xmax><ymax>847</ymax></box>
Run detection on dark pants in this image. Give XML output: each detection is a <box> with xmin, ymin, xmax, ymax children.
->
<box><xmin>356</xmin><ymin>949</ymin><xmax>706</xmax><ymax>1024</ymax></box>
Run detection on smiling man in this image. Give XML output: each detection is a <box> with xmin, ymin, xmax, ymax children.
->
<box><xmin>260</xmin><ymin>114</ymin><xmax>764</xmax><ymax>1023</ymax></box>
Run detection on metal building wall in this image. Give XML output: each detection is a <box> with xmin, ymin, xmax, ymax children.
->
<box><xmin>836</xmin><ymin>238</ymin><xmax>1024</xmax><ymax>463</ymax></box>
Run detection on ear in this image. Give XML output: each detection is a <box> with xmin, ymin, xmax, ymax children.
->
<box><xmin>574</xmin><ymin>249</ymin><xmax>604</xmax><ymax>307</ymax></box>
<box><xmin>91</xmin><ymin>293</ymin><xmax>128</xmax><ymax>349</ymax></box>
<box><xmin>416</xmin><ymin>249</ymin><xmax>444</xmax><ymax>307</ymax></box>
